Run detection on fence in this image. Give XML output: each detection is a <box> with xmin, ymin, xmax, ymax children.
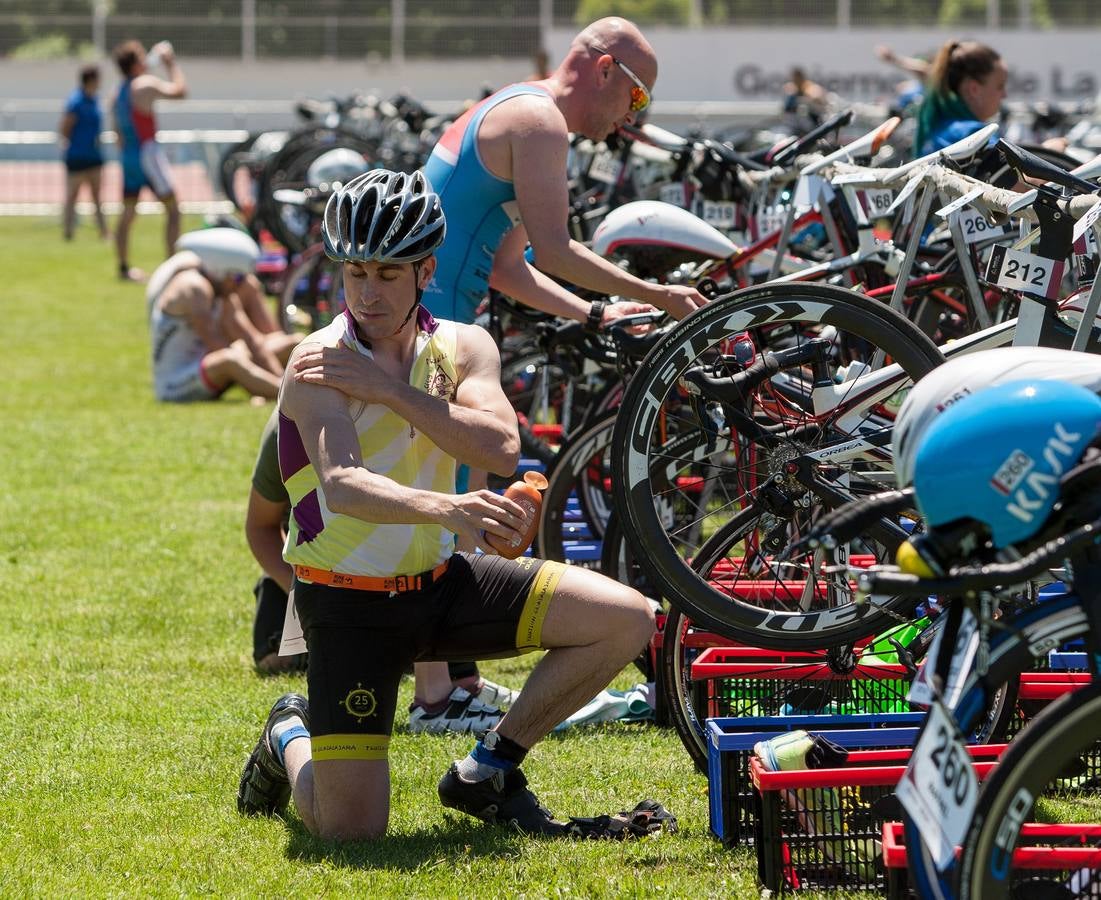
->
<box><xmin>2</xmin><ymin>1</ymin><xmax>1098</xmax><ymax>63</ymax></box>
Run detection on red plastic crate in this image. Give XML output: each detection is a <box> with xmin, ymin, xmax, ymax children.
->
<box><xmin>692</xmin><ymin>645</ymin><xmax>912</xmax><ymax>720</ymax></box>
<box><xmin>882</xmin><ymin>821</ymin><xmax>1101</xmax><ymax>899</ymax></box>
<box><xmin>751</xmin><ymin>746</ymin><xmax>1006</xmax><ymax>893</ymax></box>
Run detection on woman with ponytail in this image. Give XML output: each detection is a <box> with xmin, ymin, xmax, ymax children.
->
<box><xmin>913</xmin><ymin>39</ymin><xmax>1007</xmax><ymax>156</ymax></box>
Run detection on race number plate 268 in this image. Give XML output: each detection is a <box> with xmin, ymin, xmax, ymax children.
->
<box><xmin>986</xmin><ymin>245</ymin><xmax>1064</xmax><ymax>300</ymax></box>
<box><xmin>896</xmin><ymin>700</ymin><xmax>979</xmax><ymax>870</ymax></box>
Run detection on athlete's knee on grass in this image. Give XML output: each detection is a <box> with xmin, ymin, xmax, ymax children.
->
<box><xmin>310</xmin><ymin>743</ymin><xmax>390</xmax><ymax>841</ymax></box>
<box><xmin>202</xmin><ymin>344</ymin><xmax>249</xmax><ymax>384</ymax></box>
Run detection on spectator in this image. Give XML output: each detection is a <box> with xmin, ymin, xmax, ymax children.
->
<box><xmin>112</xmin><ymin>39</ymin><xmax>187</xmax><ymax>281</ymax></box>
<box><xmin>782</xmin><ymin>67</ymin><xmax>829</xmax><ymax>127</ymax></box>
<box><xmin>913</xmin><ymin>40</ymin><xmax>1006</xmax><ymax>157</ymax></box>
<box><xmin>58</xmin><ymin>64</ymin><xmax>108</xmax><ymax>242</ymax></box>
<box><xmin>875</xmin><ymin>45</ymin><xmax>931</xmax><ymax>115</ymax></box>
<box><xmin>147</xmin><ymin>227</ymin><xmax>299</xmax><ymax>402</ymax></box>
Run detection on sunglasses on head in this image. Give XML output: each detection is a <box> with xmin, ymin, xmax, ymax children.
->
<box><xmin>590</xmin><ymin>44</ymin><xmax>651</xmax><ymax>113</ymax></box>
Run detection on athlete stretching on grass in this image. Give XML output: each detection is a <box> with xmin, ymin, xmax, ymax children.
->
<box><xmin>236</xmin><ymin>170</ymin><xmax>654</xmax><ymax>840</ymax></box>
<box><xmin>148</xmin><ymin>228</ymin><xmax>299</xmax><ymax>402</ymax></box>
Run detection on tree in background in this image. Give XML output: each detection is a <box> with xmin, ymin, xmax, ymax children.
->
<box><xmin>576</xmin><ymin>0</ymin><xmax>692</xmax><ymax>26</ymax></box>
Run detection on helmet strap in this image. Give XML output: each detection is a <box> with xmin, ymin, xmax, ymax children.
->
<box><xmin>392</xmin><ymin>262</ymin><xmax>424</xmax><ymax>335</ymax></box>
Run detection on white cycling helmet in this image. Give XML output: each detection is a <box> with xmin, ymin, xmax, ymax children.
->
<box><xmin>893</xmin><ymin>346</ymin><xmax>1101</xmax><ymax>489</ymax></box>
<box><xmin>175</xmin><ymin>227</ymin><xmax>261</xmax><ymax>280</ymax></box>
<box><xmin>322</xmin><ymin>169</ymin><xmax>446</xmax><ymax>265</ymax></box>
<box><xmin>306</xmin><ymin>147</ymin><xmax>370</xmax><ymax>191</ymax></box>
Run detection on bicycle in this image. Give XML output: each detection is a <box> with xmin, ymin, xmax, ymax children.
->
<box><xmin>609</xmin><ymin>137</ymin><xmax>1101</xmax><ymax>652</ymax></box>
<box><xmin>848</xmin><ymin>374</ymin><xmax>1101</xmax><ymax>900</ymax></box>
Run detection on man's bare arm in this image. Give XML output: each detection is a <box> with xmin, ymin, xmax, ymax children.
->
<box><xmin>58</xmin><ymin>111</ymin><xmax>76</xmax><ymax>149</ymax></box>
<box><xmin>506</xmin><ymin>99</ymin><xmax>704</xmax><ymax>319</ymax></box>
<box><xmin>489</xmin><ymin>226</ymin><xmax>656</xmax><ymax>326</ymax></box>
<box><xmin>133</xmin><ymin>56</ymin><xmax>187</xmax><ymax>106</ymax></box>
<box><xmin>282</xmin><ymin>363</ymin><xmax>527</xmax><ymax>547</ymax></box>
<box><xmin>291</xmin><ymin>327</ymin><xmax>521</xmax><ymax>476</ymax></box>
<box><xmin>245</xmin><ymin>489</ymin><xmax>293</xmax><ymax>593</ymax></box>
<box><xmin>220</xmin><ymin>292</ymin><xmax>282</xmax><ymax>374</ymax></box>
<box><xmin>386</xmin><ymin>323</ymin><xmax>520</xmax><ymax>476</ymax></box>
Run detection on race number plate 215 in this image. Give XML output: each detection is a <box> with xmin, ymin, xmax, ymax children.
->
<box><xmin>896</xmin><ymin>700</ymin><xmax>979</xmax><ymax>870</ymax></box>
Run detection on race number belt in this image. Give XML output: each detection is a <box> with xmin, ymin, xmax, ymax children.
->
<box><xmin>294</xmin><ymin>560</ymin><xmax>450</xmax><ymax>593</ymax></box>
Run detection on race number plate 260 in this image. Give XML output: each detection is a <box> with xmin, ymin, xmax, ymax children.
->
<box><xmin>986</xmin><ymin>245</ymin><xmax>1064</xmax><ymax>300</ymax></box>
<box><xmin>896</xmin><ymin>700</ymin><xmax>979</xmax><ymax>870</ymax></box>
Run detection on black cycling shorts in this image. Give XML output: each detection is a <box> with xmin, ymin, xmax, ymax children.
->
<box><xmin>292</xmin><ymin>552</ymin><xmax>567</xmax><ymax>761</ymax></box>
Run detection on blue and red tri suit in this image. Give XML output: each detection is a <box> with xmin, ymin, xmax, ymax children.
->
<box><xmin>422</xmin><ymin>83</ymin><xmax>552</xmax><ymax>324</ymax></box>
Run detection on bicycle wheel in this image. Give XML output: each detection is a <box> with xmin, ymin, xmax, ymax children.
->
<box><xmin>534</xmin><ymin>410</ymin><xmax>618</xmax><ymax>563</ymax></box>
<box><xmin>280</xmin><ymin>244</ymin><xmax>344</xmax><ymax>334</ymax></box>
<box><xmin>660</xmin><ymin>513</ymin><xmax>932</xmax><ymax>772</ymax></box>
<box><xmin>611</xmin><ymin>282</ymin><xmax>946</xmax><ymax>649</ymax></box>
<box><xmin>958</xmin><ymin>680</ymin><xmax>1101</xmax><ymax>900</ymax></box>
<box><xmin>256</xmin><ymin>126</ymin><xmax>377</xmax><ymax>254</ymax></box>
<box><xmin>902</xmin><ymin>589</ymin><xmax>1094</xmax><ymax>900</ymax></box>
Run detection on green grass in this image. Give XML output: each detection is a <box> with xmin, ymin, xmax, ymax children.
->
<box><xmin>0</xmin><ymin>215</ymin><xmax>770</xmax><ymax>897</ymax></box>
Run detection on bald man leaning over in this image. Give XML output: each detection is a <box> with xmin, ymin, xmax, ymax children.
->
<box><xmin>422</xmin><ymin>17</ymin><xmax>708</xmax><ymax>330</ymax></box>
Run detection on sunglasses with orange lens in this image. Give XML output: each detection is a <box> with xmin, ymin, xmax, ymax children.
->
<box><xmin>591</xmin><ymin>44</ymin><xmax>651</xmax><ymax>113</ymax></box>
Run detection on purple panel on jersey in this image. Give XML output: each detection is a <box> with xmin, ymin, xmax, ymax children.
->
<box><xmin>277</xmin><ymin>412</ymin><xmax>311</xmax><ymax>481</ymax></box>
<box><xmin>293</xmin><ymin>489</ymin><xmax>325</xmax><ymax>544</ymax></box>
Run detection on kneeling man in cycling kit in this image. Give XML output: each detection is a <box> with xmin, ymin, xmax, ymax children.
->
<box><xmin>236</xmin><ymin>170</ymin><xmax>656</xmax><ymax>841</ymax></box>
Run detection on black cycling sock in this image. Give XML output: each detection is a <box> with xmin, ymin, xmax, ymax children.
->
<box><xmin>447</xmin><ymin>661</ymin><xmax>479</xmax><ymax>681</ymax></box>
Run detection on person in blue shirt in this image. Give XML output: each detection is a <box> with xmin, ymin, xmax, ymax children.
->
<box><xmin>58</xmin><ymin>64</ymin><xmax>108</xmax><ymax>242</ymax></box>
<box><xmin>913</xmin><ymin>40</ymin><xmax>1006</xmax><ymax>157</ymax></box>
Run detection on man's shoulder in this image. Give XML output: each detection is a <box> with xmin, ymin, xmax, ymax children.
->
<box><xmin>486</xmin><ymin>85</ymin><xmax>563</xmax><ymax>132</ymax></box>
<box><xmin>154</xmin><ymin>260</ymin><xmax>210</xmax><ymax>314</ymax></box>
<box><xmin>452</xmin><ymin>321</ymin><xmax>500</xmax><ymax>366</ymax></box>
<box><xmin>288</xmin><ymin>319</ymin><xmax>347</xmax><ymax>362</ymax></box>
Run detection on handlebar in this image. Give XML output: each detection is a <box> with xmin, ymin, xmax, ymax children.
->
<box><xmin>997</xmin><ymin>138</ymin><xmax>1101</xmax><ymax>197</ymax></box>
<box><xmin>768</xmin><ymin>108</ymin><xmax>855</xmax><ymax>166</ymax></box>
<box><xmin>537</xmin><ymin>309</ymin><xmax>670</xmax><ymax>369</ymax></box>
<box><xmin>857</xmin><ymin>515</ymin><xmax>1101</xmax><ymax>598</ymax></box>
<box><xmin>681</xmin><ymin>338</ymin><xmax>830</xmax><ymax>406</ymax></box>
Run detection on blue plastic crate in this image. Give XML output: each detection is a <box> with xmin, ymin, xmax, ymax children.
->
<box><xmin>706</xmin><ymin>712</ymin><xmax>926</xmax><ymax>847</ymax></box>
<box><xmin>562</xmin><ymin>541</ymin><xmax>602</xmax><ymax>563</ymax></box>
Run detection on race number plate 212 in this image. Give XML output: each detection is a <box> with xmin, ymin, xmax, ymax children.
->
<box><xmin>986</xmin><ymin>245</ymin><xmax>1064</xmax><ymax>300</ymax></box>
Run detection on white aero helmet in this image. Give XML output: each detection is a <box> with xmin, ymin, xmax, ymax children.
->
<box><xmin>322</xmin><ymin>169</ymin><xmax>446</xmax><ymax>265</ymax></box>
<box><xmin>306</xmin><ymin>147</ymin><xmax>371</xmax><ymax>191</ymax></box>
<box><xmin>175</xmin><ymin>227</ymin><xmax>261</xmax><ymax>279</ymax></box>
<box><xmin>893</xmin><ymin>346</ymin><xmax>1101</xmax><ymax>489</ymax></box>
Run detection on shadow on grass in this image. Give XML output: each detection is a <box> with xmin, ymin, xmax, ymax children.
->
<box><xmin>283</xmin><ymin>816</ymin><xmax>534</xmax><ymax>870</ymax></box>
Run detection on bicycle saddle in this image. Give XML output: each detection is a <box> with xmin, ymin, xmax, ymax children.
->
<box><xmin>1070</xmin><ymin>151</ymin><xmax>1101</xmax><ymax>184</ymax></box>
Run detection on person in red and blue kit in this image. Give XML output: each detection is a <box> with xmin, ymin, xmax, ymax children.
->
<box><xmin>112</xmin><ymin>39</ymin><xmax>188</xmax><ymax>281</ymax></box>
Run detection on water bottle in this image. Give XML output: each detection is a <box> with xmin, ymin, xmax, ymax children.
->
<box><xmin>484</xmin><ymin>471</ymin><xmax>548</xmax><ymax>559</ymax></box>
<box><xmin>146</xmin><ymin>41</ymin><xmax>172</xmax><ymax>68</ymax></box>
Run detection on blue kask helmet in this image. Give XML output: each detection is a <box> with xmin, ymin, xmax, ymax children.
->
<box><xmin>912</xmin><ymin>379</ymin><xmax>1101</xmax><ymax>549</ymax></box>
